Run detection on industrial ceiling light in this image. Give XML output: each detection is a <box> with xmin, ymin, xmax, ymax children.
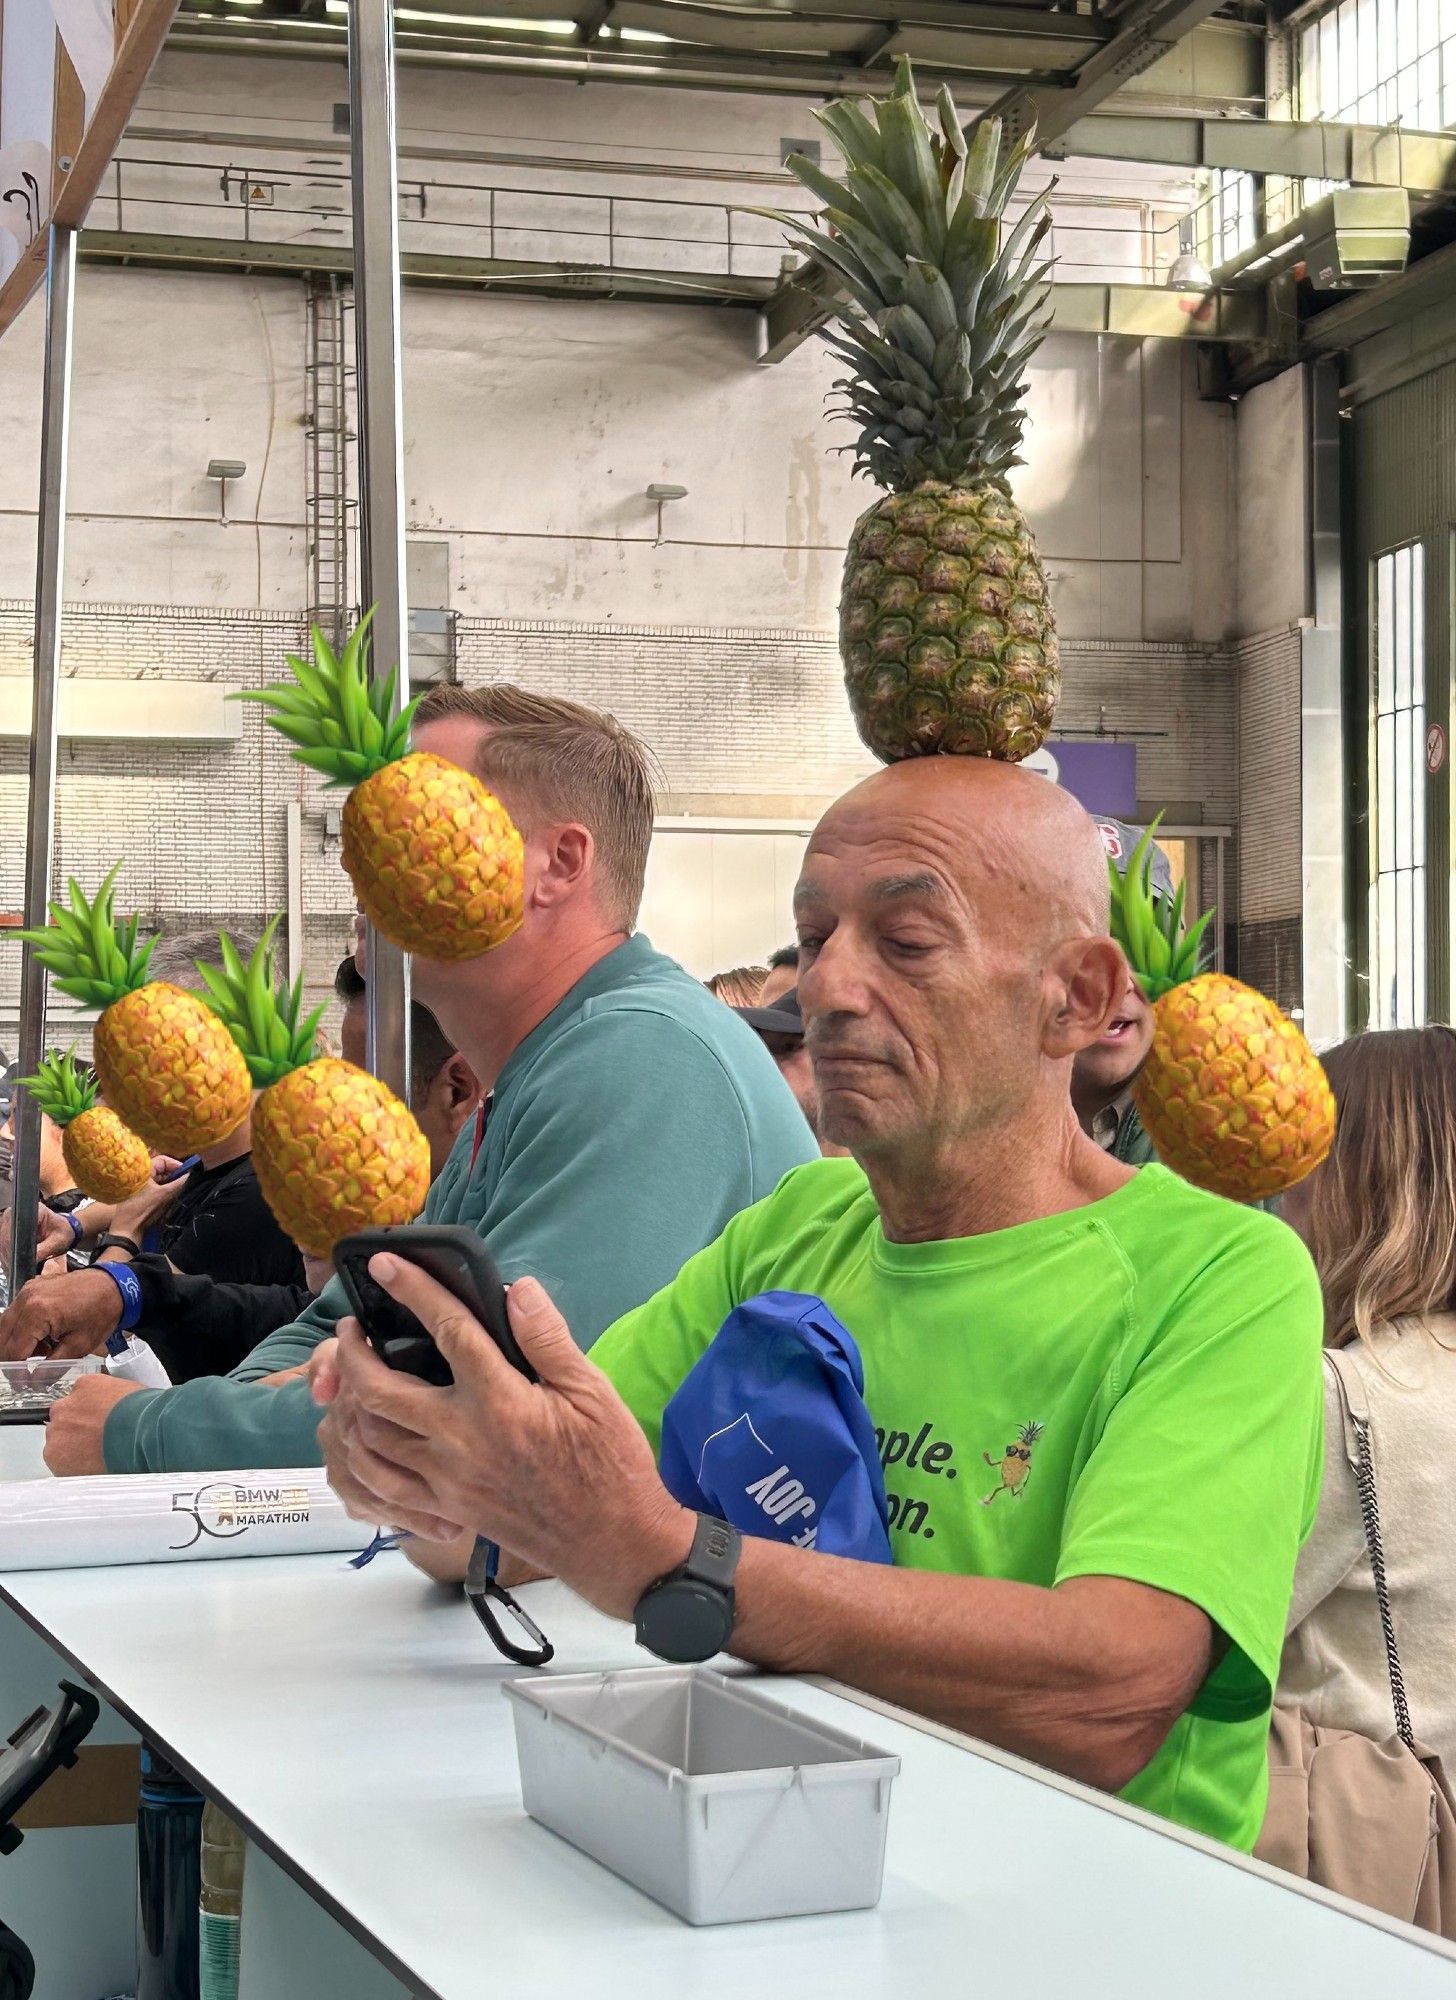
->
<box><xmin>1166</xmin><ymin>217</ymin><xmax>1211</xmax><ymax>292</ymax></box>
<box><xmin>646</xmin><ymin>482</ymin><xmax>688</xmax><ymax>543</ymax></box>
<box><xmin>206</xmin><ymin>459</ymin><xmax>247</xmax><ymax>524</ymax></box>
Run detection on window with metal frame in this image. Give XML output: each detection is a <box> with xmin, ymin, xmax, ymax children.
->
<box><xmin>1196</xmin><ymin>167</ymin><xmax>1260</xmax><ymax>270</ymax></box>
<box><xmin>1369</xmin><ymin>541</ymin><xmax>1428</xmax><ymax>1028</ymax></box>
<box><xmin>1297</xmin><ymin>0</ymin><xmax>1456</xmax><ymax>210</ymax></box>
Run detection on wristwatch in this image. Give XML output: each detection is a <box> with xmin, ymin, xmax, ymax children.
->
<box><xmin>633</xmin><ymin>1515</ymin><xmax>740</xmax><ymax>1664</ymax></box>
<box><xmin>92</xmin><ymin>1233</ymin><xmax>141</xmax><ymax>1261</ymax></box>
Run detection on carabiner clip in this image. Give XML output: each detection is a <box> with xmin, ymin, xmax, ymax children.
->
<box><xmin>464</xmin><ymin>1536</ymin><xmax>554</xmax><ymax>1668</ymax></box>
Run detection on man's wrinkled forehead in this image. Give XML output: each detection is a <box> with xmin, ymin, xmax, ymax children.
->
<box><xmin>797</xmin><ymin>789</ymin><xmax>983</xmax><ymax>916</ymax></box>
<box><xmin>794</xmin><ymin>859</ymin><xmax>955</xmax><ymax>920</ymax></box>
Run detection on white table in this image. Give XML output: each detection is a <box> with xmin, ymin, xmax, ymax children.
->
<box><xmin>0</xmin><ymin>1426</ymin><xmax>138</xmax><ymax>1999</ymax></box>
<box><xmin>0</xmin><ymin>1495</ymin><xmax>1453</xmax><ymax>2000</ymax></box>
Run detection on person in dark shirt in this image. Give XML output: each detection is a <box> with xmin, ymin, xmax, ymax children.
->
<box><xmin>0</xmin><ymin>958</ymin><xmax>479</xmax><ymax>1378</ymax></box>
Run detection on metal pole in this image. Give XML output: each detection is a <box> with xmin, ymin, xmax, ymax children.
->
<box><xmin>348</xmin><ymin>0</ymin><xmax>411</xmax><ymax>1104</ymax></box>
<box><xmin>9</xmin><ymin>225</ymin><xmax>77</xmax><ymax>1295</ymax></box>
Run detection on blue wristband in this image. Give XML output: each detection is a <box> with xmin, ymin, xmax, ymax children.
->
<box><xmin>62</xmin><ymin>1210</ymin><xmax>83</xmax><ymax>1243</ymax></box>
<box><xmin>94</xmin><ymin>1260</ymin><xmax>144</xmax><ymax>1333</ymax></box>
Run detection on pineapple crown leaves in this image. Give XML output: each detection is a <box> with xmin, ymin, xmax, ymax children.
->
<box><xmin>230</xmin><ymin>607</ymin><xmax>419</xmax><ymax>791</ymax></box>
<box><xmin>17</xmin><ymin>1049</ymin><xmax>98</xmax><ymax>1128</ymax></box>
<box><xmin>762</xmin><ymin>58</ymin><xmax>1055</xmax><ymax>493</ymax></box>
<box><xmin>16</xmin><ymin>861</ymin><xmax>159</xmax><ymax>1009</ymax></box>
<box><xmin>1018</xmin><ymin>1421</ymin><xmax>1045</xmax><ymax>1446</ymax></box>
<box><xmin>194</xmin><ymin>918</ymin><xmax>327</xmax><ymax>1089</ymax></box>
<box><xmin>1107</xmin><ymin>817</ymin><xmax>1215</xmax><ymax>1002</ymax></box>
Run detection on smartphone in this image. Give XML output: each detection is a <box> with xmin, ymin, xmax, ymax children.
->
<box><xmin>333</xmin><ymin>1224</ymin><xmax>534</xmax><ymax>1387</ymax></box>
<box><xmin>157</xmin><ymin>1155</ymin><xmax>201</xmax><ymax>1185</ymax></box>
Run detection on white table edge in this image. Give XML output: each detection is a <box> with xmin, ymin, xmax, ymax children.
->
<box><xmin>0</xmin><ymin>1572</ymin><xmax>443</xmax><ymax>2000</ymax></box>
<box><xmin>814</xmin><ymin>1675</ymin><xmax>1456</xmax><ymax>1967</ymax></box>
<box><xmin>4</xmin><ymin>1561</ymin><xmax>1453</xmax><ymax>1990</ymax></box>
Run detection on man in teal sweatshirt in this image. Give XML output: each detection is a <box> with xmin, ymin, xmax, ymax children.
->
<box><xmin>43</xmin><ymin>684</ymin><xmax>816</xmax><ymax>1476</ymax></box>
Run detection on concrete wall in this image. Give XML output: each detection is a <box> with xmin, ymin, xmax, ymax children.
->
<box><xmin>1233</xmin><ymin>370</ymin><xmax>1314</xmax><ymax>1018</ymax></box>
<box><xmin>0</xmin><ymin>50</ymin><xmax>1241</xmax><ymax>1036</ymax></box>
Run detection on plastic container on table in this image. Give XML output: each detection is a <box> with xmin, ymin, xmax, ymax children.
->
<box><xmin>503</xmin><ymin>1666</ymin><xmax>899</xmax><ymax>1926</ymax></box>
<box><xmin>0</xmin><ymin>1357</ymin><xmax>102</xmax><ymax>1424</ymax></box>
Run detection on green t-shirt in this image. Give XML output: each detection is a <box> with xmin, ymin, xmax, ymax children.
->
<box><xmin>592</xmin><ymin>1157</ymin><xmax>1324</xmax><ymax>1852</ymax></box>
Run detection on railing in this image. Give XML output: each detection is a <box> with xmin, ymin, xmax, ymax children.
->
<box><xmin>95</xmin><ymin>150</ymin><xmax>1176</xmax><ymax>288</ymax></box>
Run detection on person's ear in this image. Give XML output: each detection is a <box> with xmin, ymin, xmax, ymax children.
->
<box><xmin>528</xmin><ymin>822</ymin><xmax>593</xmax><ymax>910</ymax></box>
<box><xmin>1043</xmin><ymin>937</ymin><xmax>1128</xmax><ymax>1059</ymax></box>
<box><xmin>429</xmin><ymin>1054</ymin><xmax>481</xmax><ymax>1140</ymax></box>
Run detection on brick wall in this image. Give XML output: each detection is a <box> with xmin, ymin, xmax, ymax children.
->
<box><xmin>0</xmin><ymin>596</ymin><xmax>1239</xmax><ymax>1051</ymax></box>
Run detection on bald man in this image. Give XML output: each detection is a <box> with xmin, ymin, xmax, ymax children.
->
<box><xmin>313</xmin><ymin>761</ymin><xmax>1323</xmax><ymax>1853</ymax></box>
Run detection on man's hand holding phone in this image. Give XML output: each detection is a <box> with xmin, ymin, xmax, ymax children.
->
<box><xmin>312</xmin><ymin>1249</ymin><xmax>692</xmax><ymax>1624</ymax></box>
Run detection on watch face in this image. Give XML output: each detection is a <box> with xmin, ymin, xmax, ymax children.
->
<box><xmin>635</xmin><ymin>1578</ymin><xmax>734</xmax><ymax>1665</ymax></box>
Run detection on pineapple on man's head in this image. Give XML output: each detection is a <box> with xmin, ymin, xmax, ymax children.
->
<box><xmin>775</xmin><ymin>59</ymin><xmax>1058</xmax><ymax>763</ymax></box>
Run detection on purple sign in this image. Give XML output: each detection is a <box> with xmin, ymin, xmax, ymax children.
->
<box><xmin>1022</xmin><ymin>740</ymin><xmax>1137</xmax><ymax>817</ymax></box>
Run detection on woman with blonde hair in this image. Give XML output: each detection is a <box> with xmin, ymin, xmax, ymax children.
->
<box><xmin>1277</xmin><ymin>1025</ymin><xmax>1456</xmax><ymax>1760</ymax></box>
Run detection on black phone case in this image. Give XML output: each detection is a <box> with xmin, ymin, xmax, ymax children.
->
<box><xmin>334</xmin><ymin>1224</ymin><xmax>535</xmax><ymax>1386</ymax></box>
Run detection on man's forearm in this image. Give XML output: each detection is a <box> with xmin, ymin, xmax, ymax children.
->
<box><xmin>724</xmin><ymin>1543</ymin><xmax>1210</xmax><ymax>1793</ymax></box>
<box><xmin>103</xmin><ymin>1375</ymin><xmax>325</xmax><ymax>1474</ymax></box>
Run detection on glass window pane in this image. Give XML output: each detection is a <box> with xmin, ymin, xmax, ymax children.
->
<box><xmin>1415</xmin><ymin>706</ymin><xmax>1428</xmax><ymax>866</ymax></box>
<box><xmin>1414</xmin><ymin>871</ymin><xmax>1428</xmax><ymax>1022</ymax></box>
<box><xmin>1377</xmin><ymin>872</ymin><xmax>1397</xmax><ymax>1026</ymax></box>
<box><xmin>1395</xmin><ymin>706</ymin><xmax>1413</xmax><ymax>868</ymax></box>
<box><xmin>1377</xmin><ymin>555</ymin><xmax>1394</xmax><ymax>709</ymax></box>
<box><xmin>1377</xmin><ymin>711</ymin><xmax>1396</xmax><ymax>865</ymax></box>
<box><xmin>1341</xmin><ymin>0</ymin><xmax>1362</xmax><ymax>107</ymax></box>
<box><xmin>1398</xmin><ymin>0</ymin><xmax>1420</xmax><ymax>73</ymax></box>
<box><xmin>1322</xmin><ymin>10</ymin><xmax>1341</xmax><ymax>111</ymax></box>
<box><xmin>1301</xmin><ymin>22</ymin><xmax>1320</xmax><ymax>114</ymax></box>
<box><xmin>1379</xmin><ymin>0</ymin><xmax>1400</xmax><ymax>105</ymax></box>
<box><xmin>1394</xmin><ymin>545</ymin><xmax>1411</xmax><ymax>706</ymax></box>
<box><xmin>1412</xmin><ymin>544</ymin><xmax>1427</xmax><ymax>702</ymax></box>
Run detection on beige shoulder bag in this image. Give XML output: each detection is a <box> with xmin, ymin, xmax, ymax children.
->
<box><xmin>1256</xmin><ymin>1348</ymin><xmax>1456</xmax><ymax>1936</ymax></box>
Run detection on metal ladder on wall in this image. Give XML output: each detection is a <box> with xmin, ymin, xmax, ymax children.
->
<box><xmin>304</xmin><ymin>274</ymin><xmax>358</xmax><ymax>650</ymax></box>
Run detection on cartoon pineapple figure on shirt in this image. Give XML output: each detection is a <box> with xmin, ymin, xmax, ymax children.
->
<box><xmin>981</xmin><ymin>1422</ymin><xmax>1044</xmax><ymax>1505</ymax></box>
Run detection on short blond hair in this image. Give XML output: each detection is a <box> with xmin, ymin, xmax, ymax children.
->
<box><xmin>707</xmin><ymin>965</ymin><xmax>768</xmax><ymax>1009</ymax></box>
<box><xmin>414</xmin><ymin>683</ymin><xmax>657</xmax><ymax>929</ymax></box>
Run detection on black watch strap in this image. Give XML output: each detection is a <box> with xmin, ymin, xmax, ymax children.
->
<box><xmin>684</xmin><ymin>1514</ymin><xmax>740</xmax><ymax>1591</ymax></box>
<box><xmin>633</xmin><ymin>1515</ymin><xmax>741</xmax><ymax>1665</ymax></box>
<box><xmin>92</xmin><ymin>1233</ymin><xmax>141</xmax><ymax>1260</ymax></box>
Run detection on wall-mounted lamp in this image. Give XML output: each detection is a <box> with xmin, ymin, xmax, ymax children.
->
<box><xmin>207</xmin><ymin>459</ymin><xmax>247</xmax><ymax>523</ymax></box>
<box><xmin>646</xmin><ymin>482</ymin><xmax>688</xmax><ymax>544</ymax></box>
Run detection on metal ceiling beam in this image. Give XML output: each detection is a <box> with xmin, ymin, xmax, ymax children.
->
<box><xmin>856</xmin><ymin>22</ymin><xmax>903</xmax><ymax>67</ymax></box>
<box><xmin>1044</xmin><ymin>113</ymin><xmax>1456</xmax><ymax>190</ymax></box>
<box><xmin>166</xmin><ymin>21</ymin><xmax>1058</xmax><ymax>98</ymax></box>
<box><xmin>758</xmin><ymin>0</ymin><xmax>1233</xmax><ymax>359</ymax></box>
<box><xmin>981</xmin><ymin>0</ymin><xmax>1235</xmax><ymax>150</ymax></box>
<box><xmin>1300</xmin><ymin>232</ymin><xmax>1456</xmax><ymax>354</ymax></box>
<box><xmin>577</xmin><ymin>0</ymin><xmax>615</xmax><ymax>41</ymax></box>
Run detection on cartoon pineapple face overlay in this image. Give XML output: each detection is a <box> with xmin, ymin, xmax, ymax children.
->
<box><xmin>981</xmin><ymin>1421</ymin><xmax>1044</xmax><ymax>1506</ymax></box>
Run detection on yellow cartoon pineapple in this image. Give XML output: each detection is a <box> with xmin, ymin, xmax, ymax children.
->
<box><xmin>981</xmin><ymin>1421</ymin><xmax>1044</xmax><ymax>1506</ymax></box>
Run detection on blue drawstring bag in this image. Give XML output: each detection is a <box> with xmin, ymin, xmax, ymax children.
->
<box><xmin>659</xmin><ymin>1291</ymin><xmax>892</xmax><ymax>1563</ymax></box>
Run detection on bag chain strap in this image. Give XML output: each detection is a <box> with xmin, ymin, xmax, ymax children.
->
<box><xmin>1350</xmin><ymin>1408</ymin><xmax>1415</xmax><ymax>1751</ymax></box>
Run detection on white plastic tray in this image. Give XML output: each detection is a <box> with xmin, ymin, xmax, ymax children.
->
<box><xmin>504</xmin><ymin>1666</ymin><xmax>899</xmax><ymax>1925</ymax></box>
